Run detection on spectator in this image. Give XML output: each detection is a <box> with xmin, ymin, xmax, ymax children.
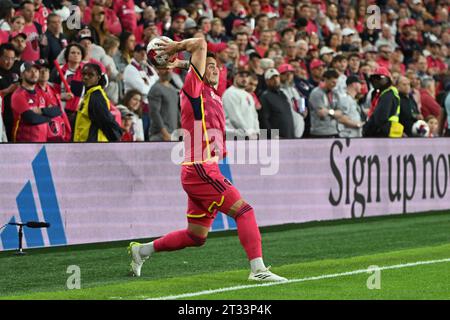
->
<box><xmin>148</xmin><ymin>67</ymin><xmax>179</xmax><ymax>142</ymax></box>
<box><xmin>11</xmin><ymin>61</ymin><xmax>62</xmax><ymax>142</ymax></box>
<box><xmin>420</xmin><ymin>77</ymin><xmax>441</xmax><ymax>119</ymax></box>
<box><xmin>123</xmin><ymin>43</ymin><xmax>158</xmax><ymax>140</ymax></box>
<box><xmin>89</xmin><ymin>5</ymin><xmax>110</xmax><ymax>46</ymax></box>
<box><xmin>259</xmin><ymin>68</ymin><xmax>295</xmax><ymax>139</ymax></box>
<box><xmin>331</xmin><ymin>54</ymin><xmax>348</xmax><ymax>96</ymax></box>
<box><xmin>0</xmin><ymin>95</ymin><xmax>6</xmax><ymax>142</ymax></box>
<box><xmin>35</xmin><ymin>58</ymin><xmax>71</xmax><ymax>142</ymax></box>
<box><xmin>10</xmin><ymin>15</ymin><xmax>25</xmax><ymax>33</ymax></box>
<box><xmin>363</xmin><ymin>67</ymin><xmax>403</xmax><ymax>138</ymax></box>
<box><xmin>0</xmin><ymin>43</ymin><xmax>19</xmax><ymax>141</ymax></box>
<box><xmin>223</xmin><ymin>67</ymin><xmax>259</xmax><ymax>140</ymax></box>
<box><xmin>425</xmin><ymin>115</ymin><xmax>439</xmax><ymax>137</ymax></box>
<box><xmin>0</xmin><ymin>0</ymin><xmax>15</xmax><ymax>32</ymax></box>
<box><xmin>50</xmin><ymin>43</ymin><xmax>84</xmax><ymax>127</ymax></box>
<box><xmin>20</xmin><ymin>0</ymin><xmax>48</xmax><ymax>62</ymax></box>
<box><xmin>73</xmin><ymin>63</ymin><xmax>122</xmax><ymax>142</ymax></box>
<box><xmin>102</xmin><ymin>35</ymin><xmax>121</xmax><ymax>104</ymax></box>
<box><xmin>164</xmin><ymin>12</ymin><xmax>186</xmax><ymax>42</ymax></box>
<box><xmin>336</xmin><ymin>75</ymin><xmax>364</xmax><ymax>138</ymax></box>
<box><xmin>396</xmin><ymin>75</ymin><xmax>421</xmax><ymax>137</ymax></box>
<box><xmin>245</xmin><ymin>72</ymin><xmax>262</xmax><ymax>111</ymax></box>
<box><xmin>279</xmin><ymin>63</ymin><xmax>306</xmax><ymax>139</ymax></box>
<box><xmin>34</xmin><ymin>0</ymin><xmax>50</xmax><ymax>33</ymax></box>
<box><xmin>376</xmin><ymin>44</ymin><xmax>392</xmax><ymax>71</ymax></box>
<box><xmin>308</xmin><ymin>59</ymin><xmax>325</xmax><ymax>88</ymax></box>
<box><xmin>117</xmin><ymin>89</ymin><xmax>144</xmax><ymax>142</ymax></box>
<box><xmin>45</xmin><ymin>13</ymin><xmax>68</xmax><ymax>69</ymax></box>
<box><xmin>10</xmin><ymin>32</ymin><xmax>27</xmax><ymax>71</ymax></box>
<box><xmin>113</xmin><ymin>31</ymin><xmax>136</xmax><ymax>99</ymax></box>
<box><xmin>375</xmin><ymin>24</ymin><xmax>398</xmax><ymax>51</ymax></box>
<box><xmin>309</xmin><ymin>68</ymin><xmax>341</xmax><ymax>138</ymax></box>
<box><xmin>113</xmin><ymin>0</ymin><xmax>137</xmax><ymax>34</ymax></box>
<box><xmin>207</xmin><ymin>18</ymin><xmax>228</xmax><ymax>43</ymax></box>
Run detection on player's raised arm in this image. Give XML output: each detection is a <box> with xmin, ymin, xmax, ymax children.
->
<box><xmin>156</xmin><ymin>38</ymin><xmax>207</xmax><ymax>76</ymax></box>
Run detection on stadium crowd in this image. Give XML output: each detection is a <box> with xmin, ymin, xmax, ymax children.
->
<box><xmin>0</xmin><ymin>0</ymin><xmax>449</xmax><ymax>142</ymax></box>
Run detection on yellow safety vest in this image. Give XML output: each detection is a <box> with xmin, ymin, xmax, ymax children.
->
<box><xmin>73</xmin><ymin>85</ymin><xmax>110</xmax><ymax>142</ymax></box>
<box><xmin>381</xmin><ymin>86</ymin><xmax>404</xmax><ymax>138</ymax></box>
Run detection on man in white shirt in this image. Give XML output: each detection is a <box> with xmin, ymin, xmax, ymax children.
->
<box><xmin>223</xmin><ymin>68</ymin><xmax>260</xmax><ymax>140</ymax></box>
<box><xmin>123</xmin><ymin>43</ymin><xmax>158</xmax><ymax>140</ymax></box>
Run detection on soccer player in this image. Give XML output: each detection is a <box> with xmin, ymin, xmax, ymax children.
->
<box><xmin>128</xmin><ymin>37</ymin><xmax>287</xmax><ymax>282</ymax></box>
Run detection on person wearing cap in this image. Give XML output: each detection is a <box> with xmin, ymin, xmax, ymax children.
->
<box><xmin>164</xmin><ymin>12</ymin><xmax>186</xmax><ymax>42</ymax></box>
<box><xmin>223</xmin><ymin>1</ymin><xmax>247</xmax><ymax>37</ymax></box>
<box><xmin>319</xmin><ymin>46</ymin><xmax>334</xmax><ymax>66</ymax></box>
<box><xmin>9</xmin><ymin>31</ymin><xmax>27</xmax><ymax>67</ymax></box>
<box><xmin>362</xmin><ymin>66</ymin><xmax>404</xmax><ymax>138</ymax></box>
<box><xmin>207</xmin><ymin>18</ymin><xmax>229</xmax><ymax>44</ymax></box>
<box><xmin>184</xmin><ymin>17</ymin><xmax>198</xmax><ymax>38</ymax></box>
<box><xmin>279</xmin><ymin>63</ymin><xmax>307</xmax><ymax>138</ymax></box>
<box><xmin>35</xmin><ymin>58</ymin><xmax>71</xmax><ymax>142</ymax></box>
<box><xmin>123</xmin><ymin>42</ymin><xmax>158</xmax><ymax>140</ymax></box>
<box><xmin>259</xmin><ymin>68</ymin><xmax>295</xmax><ymax>139</ymax></box>
<box><xmin>222</xmin><ymin>67</ymin><xmax>259</xmax><ymax>140</ymax></box>
<box><xmin>336</xmin><ymin>75</ymin><xmax>365</xmax><ymax>138</ymax></box>
<box><xmin>308</xmin><ymin>68</ymin><xmax>342</xmax><ymax>138</ymax></box>
<box><xmin>148</xmin><ymin>66</ymin><xmax>180</xmax><ymax>142</ymax></box>
<box><xmin>340</xmin><ymin>28</ymin><xmax>357</xmax><ymax>52</ymax></box>
<box><xmin>308</xmin><ymin>59</ymin><xmax>325</xmax><ymax>88</ymax></box>
<box><xmin>11</xmin><ymin>61</ymin><xmax>62</xmax><ymax>142</ymax></box>
<box><xmin>73</xmin><ymin>62</ymin><xmax>122</xmax><ymax>142</ymax></box>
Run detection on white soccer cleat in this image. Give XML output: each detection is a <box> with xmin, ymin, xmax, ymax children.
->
<box><xmin>248</xmin><ymin>267</ymin><xmax>288</xmax><ymax>282</ymax></box>
<box><xmin>128</xmin><ymin>242</ymin><xmax>148</xmax><ymax>277</ymax></box>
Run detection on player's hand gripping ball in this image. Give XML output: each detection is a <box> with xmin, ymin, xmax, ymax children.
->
<box><xmin>147</xmin><ymin>36</ymin><xmax>176</xmax><ymax>67</ymax></box>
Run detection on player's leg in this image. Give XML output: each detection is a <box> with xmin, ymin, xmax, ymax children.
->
<box><xmin>219</xmin><ymin>190</ymin><xmax>287</xmax><ymax>282</ymax></box>
<box><xmin>128</xmin><ymin>198</ymin><xmax>213</xmax><ymax>277</ymax></box>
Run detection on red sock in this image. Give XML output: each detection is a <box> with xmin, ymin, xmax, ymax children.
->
<box><xmin>153</xmin><ymin>229</ymin><xmax>206</xmax><ymax>252</ymax></box>
<box><xmin>234</xmin><ymin>205</ymin><xmax>262</xmax><ymax>260</ymax></box>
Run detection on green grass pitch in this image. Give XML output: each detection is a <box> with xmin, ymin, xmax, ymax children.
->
<box><xmin>1</xmin><ymin>211</ymin><xmax>450</xmax><ymax>300</ymax></box>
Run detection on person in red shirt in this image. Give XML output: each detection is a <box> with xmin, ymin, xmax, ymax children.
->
<box><xmin>11</xmin><ymin>61</ymin><xmax>62</xmax><ymax>142</ymax></box>
<box><xmin>420</xmin><ymin>76</ymin><xmax>441</xmax><ymax>118</ymax></box>
<box><xmin>34</xmin><ymin>0</ymin><xmax>50</xmax><ymax>33</ymax></box>
<box><xmin>35</xmin><ymin>59</ymin><xmax>71</xmax><ymax>142</ymax></box>
<box><xmin>20</xmin><ymin>0</ymin><xmax>47</xmax><ymax>62</ymax></box>
<box><xmin>375</xmin><ymin>44</ymin><xmax>392</xmax><ymax>70</ymax></box>
<box><xmin>128</xmin><ymin>37</ymin><xmax>287</xmax><ymax>282</ymax></box>
<box><xmin>113</xmin><ymin>0</ymin><xmax>137</xmax><ymax>33</ymax></box>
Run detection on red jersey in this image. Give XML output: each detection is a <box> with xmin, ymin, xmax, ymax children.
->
<box><xmin>113</xmin><ymin>0</ymin><xmax>137</xmax><ymax>33</ymax></box>
<box><xmin>180</xmin><ymin>64</ymin><xmax>227</xmax><ymax>164</ymax></box>
<box><xmin>35</xmin><ymin>4</ymin><xmax>50</xmax><ymax>33</ymax></box>
<box><xmin>22</xmin><ymin>23</ymin><xmax>41</xmax><ymax>62</ymax></box>
<box><xmin>11</xmin><ymin>86</ymin><xmax>48</xmax><ymax>142</ymax></box>
<box><xmin>36</xmin><ymin>84</ymin><xmax>71</xmax><ymax>142</ymax></box>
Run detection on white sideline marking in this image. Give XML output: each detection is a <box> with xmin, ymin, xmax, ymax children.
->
<box><xmin>146</xmin><ymin>257</ymin><xmax>450</xmax><ymax>300</ymax></box>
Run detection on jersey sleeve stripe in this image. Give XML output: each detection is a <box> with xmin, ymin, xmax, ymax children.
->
<box><xmin>190</xmin><ymin>63</ymin><xmax>203</xmax><ymax>81</ymax></box>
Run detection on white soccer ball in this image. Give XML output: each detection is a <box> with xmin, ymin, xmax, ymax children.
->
<box><xmin>147</xmin><ymin>36</ymin><xmax>176</xmax><ymax>67</ymax></box>
<box><xmin>411</xmin><ymin>120</ymin><xmax>430</xmax><ymax>137</ymax></box>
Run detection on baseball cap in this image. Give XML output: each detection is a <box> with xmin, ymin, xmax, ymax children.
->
<box><xmin>278</xmin><ymin>63</ymin><xmax>295</xmax><ymax>74</ymax></box>
<box><xmin>310</xmin><ymin>59</ymin><xmax>325</xmax><ymax>70</ymax></box>
<box><xmin>342</xmin><ymin>28</ymin><xmax>356</xmax><ymax>37</ymax></box>
<box><xmin>264</xmin><ymin>68</ymin><xmax>280</xmax><ymax>80</ymax></box>
<box><xmin>134</xmin><ymin>43</ymin><xmax>147</xmax><ymax>52</ymax></box>
<box><xmin>78</xmin><ymin>33</ymin><xmax>94</xmax><ymax>43</ymax></box>
<box><xmin>35</xmin><ymin>58</ymin><xmax>50</xmax><ymax>69</ymax></box>
<box><xmin>173</xmin><ymin>13</ymin><xmax>187</xmax><ymax>21</ymax></box>
<box><xmin>20</xmin><ymin>61</ymin><xmax>39</xmax><ymax>73</ymax></box>
<box><xmin>184</xmin><ymin>17</ymin><xmax>197</xmax><ymax>30</ymax></box>
<box><xmin>372</xmin><ymin>66</ymin><xmax>391</xmax><ymax>78</ymax></box>
<box><xmin>9</xmin><ymin>31</ymin><xmax>27</xmax><ymax>41</ymax></box>
<box><xmin>319</xmin><ymin>46</ymin><xmax>334</xmax><ymax>56</ymax></box>
<box><xmin>346</xmin><ymin>75</ymin><xmax>361</xmax><ymax>86</ymax></box>
<box><xmin>232</xmin><ymin>19</ymin><xmax>246</xmax><ymax>28</ymax></box>
<box><xmin>143</xmin><ymin>20</ymin><xmax>156</xmax><ymax>29</ymax></box>
<box><xmin>247</xmin><ymin>49</ymin><xmax>262</xmax><ymax>60</ymax></box>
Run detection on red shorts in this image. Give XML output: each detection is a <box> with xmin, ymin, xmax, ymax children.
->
<box><xmin>181</xmin><ymin>161</ymin><xmax>242</xmax><ymax>228</ymax></box>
